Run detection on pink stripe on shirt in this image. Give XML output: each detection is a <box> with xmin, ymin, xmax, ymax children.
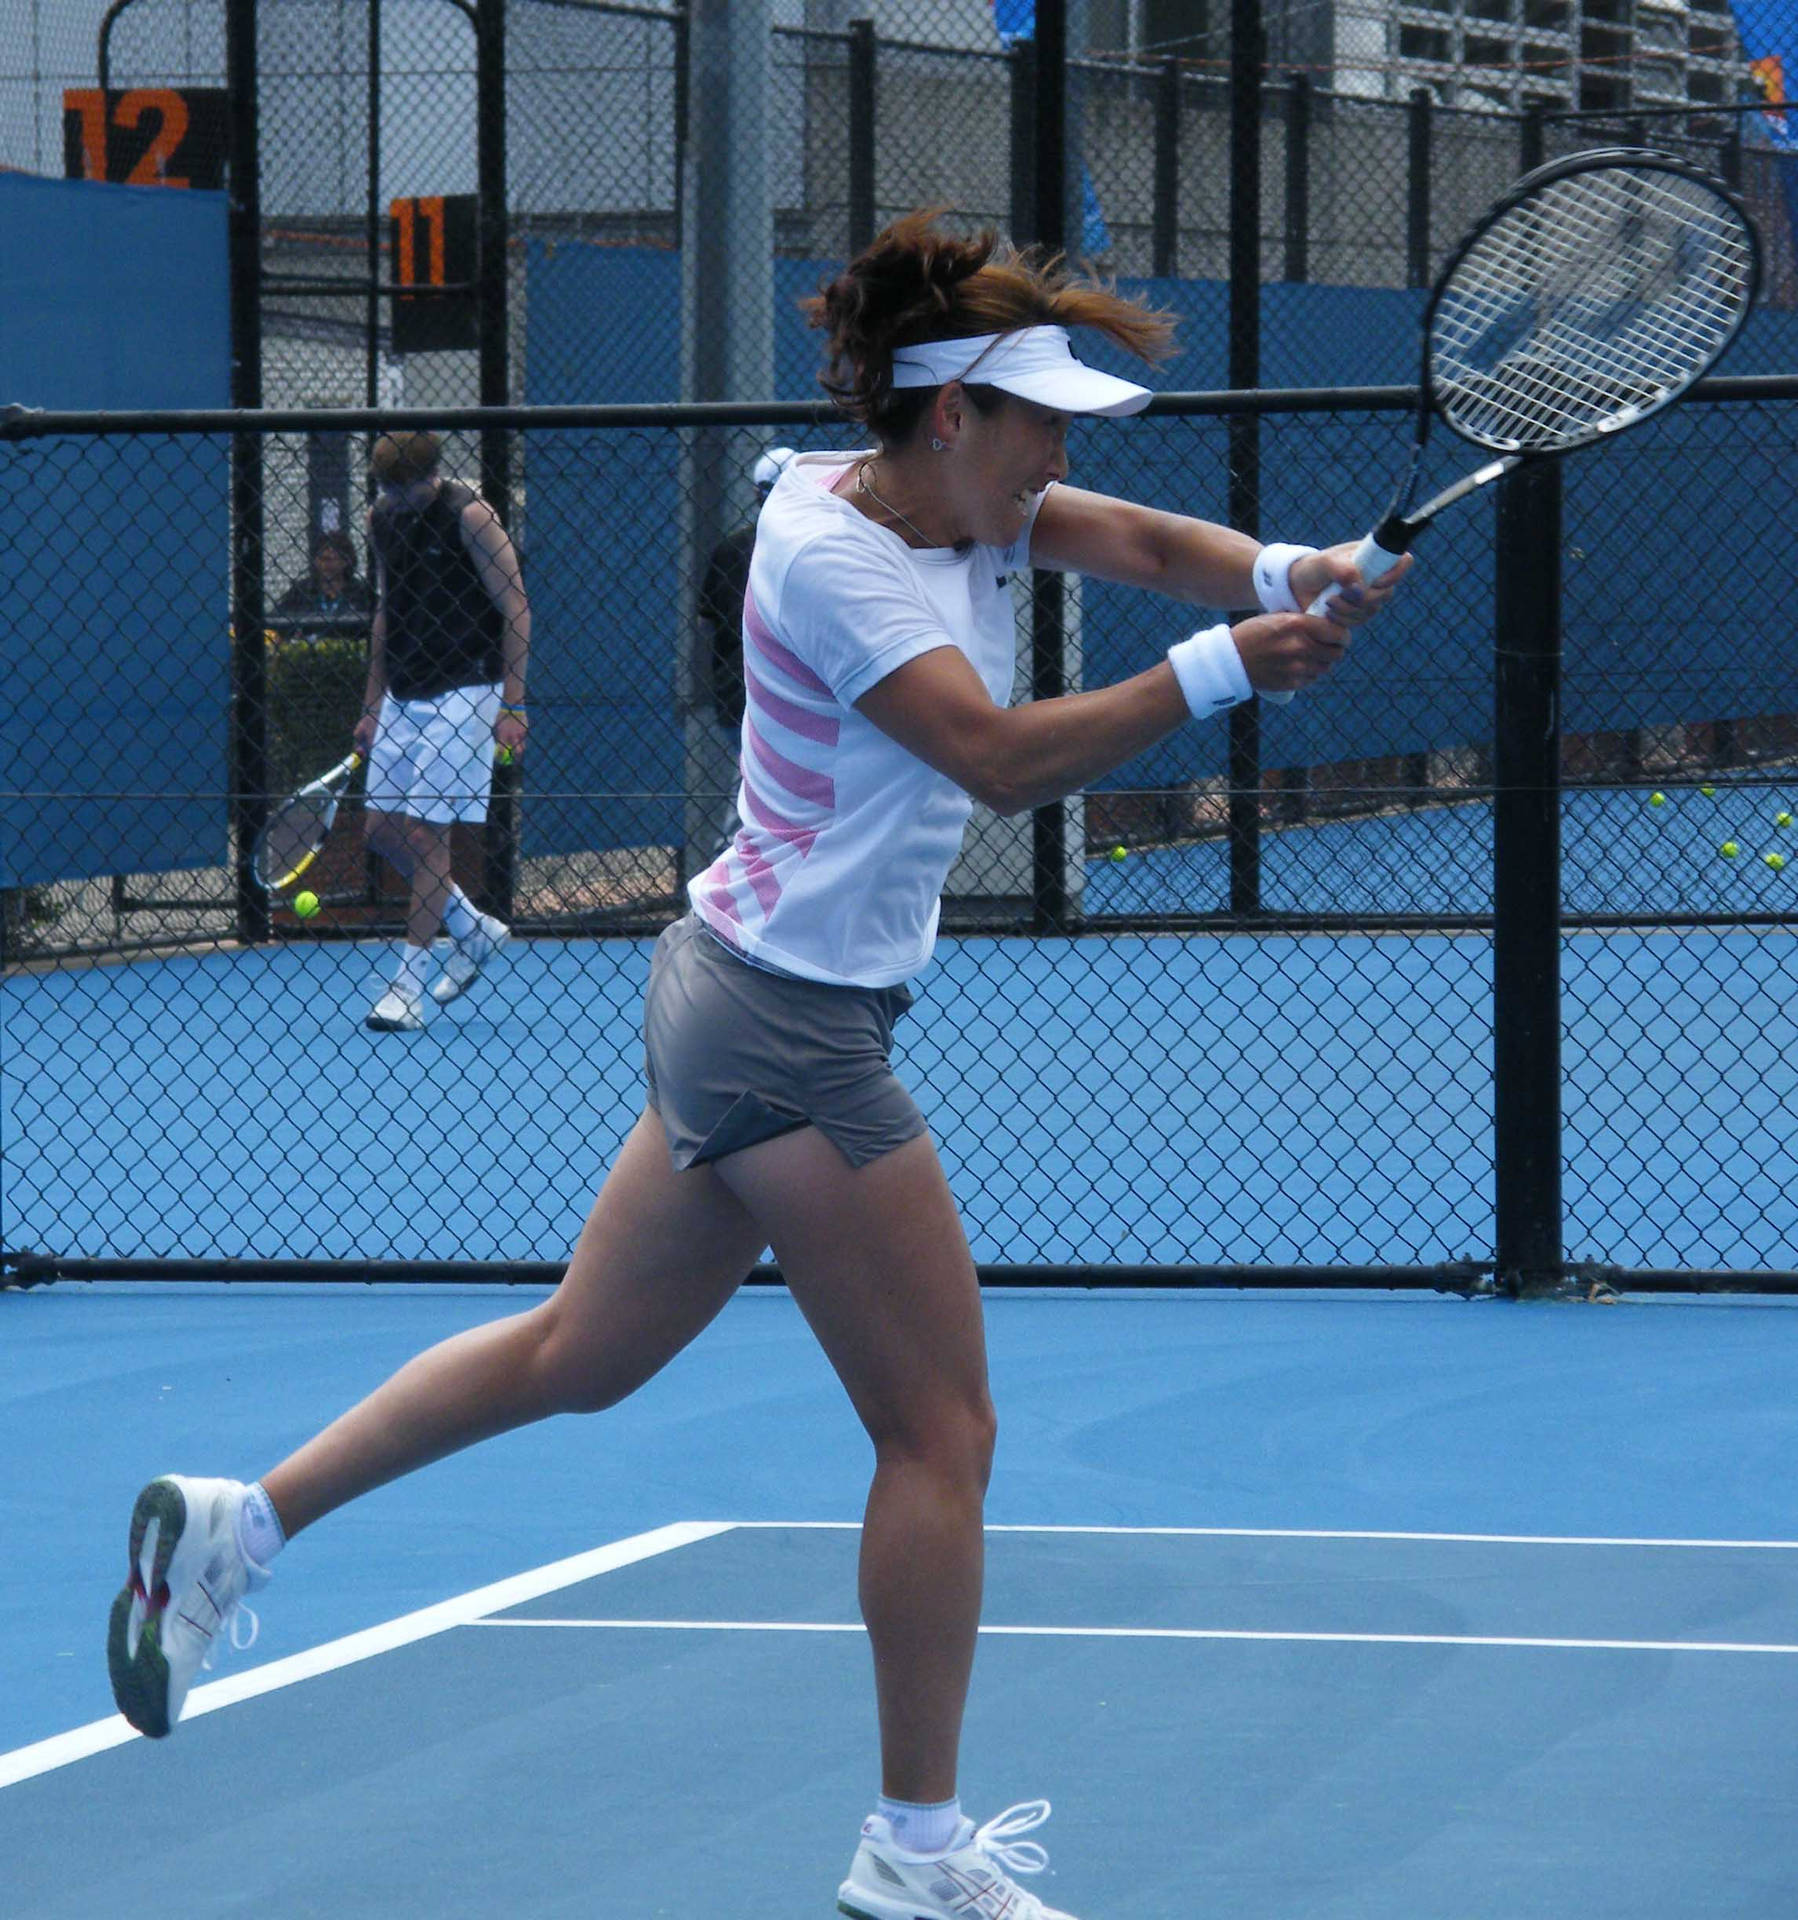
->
<box><xmin>747</xmin><ymin>663</ymin><xmax>841</xmax><ymax>746</ymax></box>
<box><xmin>744</xmin><ymin>586</ymin><xmax>834</xmax><ymax>698</ymax></box>
<box><xmin>740</xmin><ymin>781</ymin><xmax>818</xmax><ymax>854</ymax></box>
<box><xmin>747</xmin><ymin>718</ymin><xmax>836</xmax><ymax>810</ymax></box>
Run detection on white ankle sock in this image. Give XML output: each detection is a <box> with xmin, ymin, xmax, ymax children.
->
<box><xmin>393</xmin><ymin>942</ymin><xmax>434</xmax><ymax>996</ymax></box>
<box><xmin>442</xmin><ymin>886</ymin><xmax>479</xmax><ymax>941</ymax></box>
<box><xmin>236</xmin><ymin>1481</ymin><xmax>286</xmax><ymax>1568</ymax></box>
<box><xmin>878</xmin><ymin>1795</ymin><xmax>963</xmax><ymax>1856</ymax></box>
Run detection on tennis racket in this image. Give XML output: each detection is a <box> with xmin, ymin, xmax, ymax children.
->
<box><xmin>1264</xmin><ymin>146</ymin><xmax>1761</xmax><ymax>704</ymax></box>
<box><xmin>249</xmin><ymin>750</ymin><xmax>363</xmax><ymax>892</ymax></box>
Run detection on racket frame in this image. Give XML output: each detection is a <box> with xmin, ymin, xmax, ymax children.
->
<box><xmin>249</xmin><ymin>749</ymin><xmax>364</xmax><ymax>895</ymax></box>
<box><xmin>1394</xmin><ymin>145</ymin><xmax>1763</xmax><ymax>541</ymax></box>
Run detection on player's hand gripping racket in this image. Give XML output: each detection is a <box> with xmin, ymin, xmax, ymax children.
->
<box><xmin>1264</xmin><ymin>147</ymin><xmax>1760</xmax><ymax>704</ymax></box>
<box><xmin>249</xmin><ymin>750</ymin><xmax>363</xmax><ymax>893</ymax></box>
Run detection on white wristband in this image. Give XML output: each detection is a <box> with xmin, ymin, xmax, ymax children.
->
<box><xmin>1167</xmin><ymin>623</ymin><xmax>1251</xmax><ymax>718</ymax></box>
<box><xmin>1251</xmin><ymin>542</ymin><xmax>1320</xmax><ymax>614</ymax></box>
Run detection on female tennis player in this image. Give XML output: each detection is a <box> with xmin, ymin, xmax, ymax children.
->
<box><xmin>108</xmin><ymin>210</ymin><xmax>1406</xmax><ymax>1919</ymax></box>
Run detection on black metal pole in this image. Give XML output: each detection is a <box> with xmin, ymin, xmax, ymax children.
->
<box><xmin>477</xmin><ymin>0</ymin><xmax>510</xmax><ymax>500</ymax></box>
<box><xmin>1284</xmin><ymin>71</ymin><xmax>1310</xmax><ymax>284</ymax></box>
<box><xmin>227</xmin><ymin>0</ymin><xmax>268</xmax><ymax>946</ymax></box>
<box><xmin>1033</xmin><ymin>0</ymin><xmax>1066</xmax><ymax>258</ymax></box>
<box><xmin>1406</xmin><ymin>85</ymin><xmax>1432</xmax><ymax>290</ymax></box>
<box><xmin>1016</xmin><ymin>9</ymin><xmax>1071</xmax><ymax>931</ymax></box>
<box><xmin>366</xmin><ymin>0</ymin><xmax>381</xmax><ymax>409</ymax></box>
<box><xmin>1008</xmin><ymin>38</ymin><xmax>1036</xmax><ymax>243</ymax></box>
<box><xmin>847</xmin><ymin>17</ymin><xmax>876</xmax><ymax>256</ymax></box>
<box><xmin>476</xmin><ymin>0</ymin><xmax>515</xmax><ymax>923</ymax></box>
<box><xmin>1152</xmin><ymin>55</ymin><xmax>1180</xmax><ymax>278</ymax></box>
<box><xmin>1226</xmin><ymin>0</ymin><xmax>1264</xmax><ymax>916</ymax></box>
<box><xmin>1521</xmin><ymin>99</ymin><xmax>1545</xmax><ymax>175</ymax></box>
<box><xmin>1492</xmin><ymin>459</ymin><xmax>1565</xmax><ymax>1298</ymax></box>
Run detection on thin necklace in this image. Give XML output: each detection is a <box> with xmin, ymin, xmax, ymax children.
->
<box><xmin>856</xmin><ymin>460</ymin><xmax>938</xmax><ymax>548</ymax></box>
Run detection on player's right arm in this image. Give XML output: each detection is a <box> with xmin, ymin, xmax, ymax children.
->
<box><xmin>355</xmin><ymin>533</ymin><xmax>389</xmax><ymax>753</ymax></box>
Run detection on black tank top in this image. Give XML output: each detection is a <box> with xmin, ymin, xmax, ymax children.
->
<box><xmin>369</xmin><ymin>479</ymin><xmax>505</xmax><ymax>699</ymax></box>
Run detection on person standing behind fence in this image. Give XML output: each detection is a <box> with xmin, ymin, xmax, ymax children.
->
<box><xmin>275</xmin><ymin>528</ymin><xmax>375</xmax><ymax>635</ymax></box>
<box><xmin>353</xmin><ymin>430</ymin><xmax>530</xmax><ymax>1033</ymax></box>
<box><xmin>695</xmin><ymin>443</ymin><xmax>797</xmax><ymax>852</ymax></box>
<box><xmin>105</xmin><ymin>213</ymin><xmax>1403</xmax><ymax>1917</ymax></box>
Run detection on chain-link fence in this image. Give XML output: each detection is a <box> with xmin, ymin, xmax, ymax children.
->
<box><xmin>3</xmin><ymin>4</ymin><xmax>1796</xmax><ymax>1290</ymax></box>
<box><xmin>3</xmin><ymin>381</ymin><xmax>1796</xmax><ymax>1294</ymax></box>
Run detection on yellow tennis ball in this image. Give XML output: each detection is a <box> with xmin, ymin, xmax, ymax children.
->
<box><xmin>1776</xmin><ymin>811</ymin><xmax>1793</xmax><ymax>828</ymax></box>
<box><xmin>1109</xmin><ymin>845</ymin><xmax>1128</xmax><ymax>862</ymax></box>
<box><xmin>1700</xmin><ymin>784</ymin><xmax>1717</xmax><ymax>797</ymax></box>
<box><xmin>292</xmin><ymin>890</ymin><xmax>320</xmax><ymax>918</ymax></box>
<box><xmin>495</xmin><ymin>745</ymin><xmax>513</xmax><ymax>767</ymax></box>
<box><xmin>1648</xmin><ymin>791</ymin><xmax>1666</xmax><ymax>807</ymax></box>
<box><xmin>1719</xmin><ymin>841</ymin><xmax>1739</xmax><ymax>858</ymax></box>
<box><xmin>1767</xmin><ymin>852</ymin><xmax>1787</xmax><ymax>872</ymax></box>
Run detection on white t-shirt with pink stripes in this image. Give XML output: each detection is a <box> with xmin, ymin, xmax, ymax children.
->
<box><xmin>689</xmin><ymin>450</ymin><xmax>1045</xmax><ymax>987</ymax></box>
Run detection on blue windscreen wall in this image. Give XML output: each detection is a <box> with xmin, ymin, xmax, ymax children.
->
<box><xmin>0</xmin><ymin>173</ymin><xmax>230</xmax><ymax>890</ymax></box>
<box><xmin>524</xmin><ymin>242</ymin><xmax>1798</xmax><ymax>845</ymax></box>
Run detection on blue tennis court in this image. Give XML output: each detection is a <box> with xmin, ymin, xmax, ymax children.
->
<box><xmin>5</xmin><ymin>1283</ymin><xmax>1798</xmax><ymax>1916</ymax></box>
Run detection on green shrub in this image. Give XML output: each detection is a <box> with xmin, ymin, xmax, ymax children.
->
<box><xmin>264</xmin><ymin>633</ymin><xmax>368</xmax><ymax>797</ymax></box>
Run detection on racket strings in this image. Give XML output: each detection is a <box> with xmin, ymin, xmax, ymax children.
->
<box><xmin>1431</xmin><ymin>167</ymin><xmax>1755</xmax><ymax>451</ymax></box>
<box><xmin>256</xmin><ymin>796</ymin><xmax>334</xmax><ymax>888</ymax></box>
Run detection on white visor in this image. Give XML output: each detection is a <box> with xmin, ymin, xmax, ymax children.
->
<box><xmin>889</xmin><ymin>325</ymin><xmax>1153</xmax><ymax>417</ymax></box>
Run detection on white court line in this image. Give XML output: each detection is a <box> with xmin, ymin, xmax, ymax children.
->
<box><xmin>0</xmin><ymin>1521</ymin><xmax>729</xmax><ymax>1794</ymax></box>
<box><xmin>730</xmin><ymin>1521</ymin><xmax>1798</xmax><ymax>1551</ymax></box>
<box><xmin>471</xmin><ymin>1617</ymin><xmax>1798</xmax><ymax>1656</ymax></box>
<box><xmin>14</xmin><ymin>1516</ymin><xmax>1796</xmax><ymax>1793</ymax></box>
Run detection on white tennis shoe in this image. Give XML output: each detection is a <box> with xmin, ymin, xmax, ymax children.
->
<box><xmin>430</xmin><ymin>913</ymin><xmax>511</xmax><ymax>1005</ymax></box>
<box><xmin>367</xmin><ymin>984</ymin><xmax>427</xmax><ymax>1030</ymax></box>
<box><xmin>837</xmin><ymin>1800</ymin><xmax>1078</xmax><ymax>1920</ymax></box>
<box><xmin>107</xmin><ymin>1475</ymin><xmax>269</xmax><ymax>1739</ymax></box>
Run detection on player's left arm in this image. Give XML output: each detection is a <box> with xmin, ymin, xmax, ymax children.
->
<box><xmin>460</xmin><ymin>497</ymin><xmax>531</xmax><ymax>751</ymax></box>
<box><xmin>1030</xmin><ymin>484</ymin><xmax>1405</xmax><ymax>629</ymax></box>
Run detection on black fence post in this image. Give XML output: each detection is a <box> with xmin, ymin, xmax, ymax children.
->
<box><xmin>364</xmin><ymin>0</ymin><xmax>382</xmax><ymax>409</ymax></box>
<box><xmin>1015</xmin><ymin>8</ymin><xmax>1071</xmax><ymax>932</ymax></box>
<box><xmin>1492</xmin><ymin>459</ymin><xmax>1565</xmax><ymax>1298</ymax></box>
<box><xmin>1152</xmin><ymin>55</ymin><xmax>1180</xmax><ymax>277</ymax></box>
<box><xmin>1521</xmin><ymin>100</ymin><xmax>1545</xmax><ymax>175</ymax></box>
<box><xmin>227</xmin><ymin>0</ymin><xmax>269</xmax><ymax>948</ymax></box>
<box><xmin>1226</xmin><ymin>0</ymin><xmax>1264</xmax><ymax>916</ymax></box>
<box><xmin>1284</xmin><ymin>71</ymin><xmax>1310</xmax><ymax>283</ymax></box>
<box><xmin>847</xmin><ymin>17</ymin><xmax>877</xmax><ymax>256</ymax></box>
<box><xmin>1008</xmin><ymin>39</ymin><xmax>1036</xmax><ymax>245</ymax></box>
<box><xmin>1406</xmin><ymin>86</ymin><xmax>1433</xmax><ymax>290</ymax></box>
<box><xmin>476</xmin><ymin>0</ymin><xmax>516</xmax><ymax>923</ymax></box>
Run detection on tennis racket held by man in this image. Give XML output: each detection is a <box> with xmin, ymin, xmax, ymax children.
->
<box><xmin>248</xmin><ymin>750</ymin><xmax>364</xmax><ymax>893</ymax></box>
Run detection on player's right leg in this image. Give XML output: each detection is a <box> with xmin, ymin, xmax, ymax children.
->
<box><xmin>107</xmin><ymin>1109</ymin><xmax>766</xmax><ymax>1736</ymax></box>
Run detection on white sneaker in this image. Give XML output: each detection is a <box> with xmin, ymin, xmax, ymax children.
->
<box><xmin>838</xmin><ymin>1801</ymin><xmax>1078</xmax><ymax>1920</ymax></box>
<box><xmin>366</xmin><ymin>984</ymin><xmax>426</xmax><ymax>1031</ymax></box>
<box><xmin>430</xmin><ymin>912</ymin><xmax>512</xmax><ymax>1004</ymax></box>
<box><xmin>107</xmin><ymin>1475</ymin><xmax>269</xmax><ymax>1739</ymax></box>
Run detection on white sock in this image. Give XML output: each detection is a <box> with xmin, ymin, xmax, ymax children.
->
<box><xmin>878</xmin><ymin>1795</ymin><xmax>963</xmax><ymax>1856</ymax></box>
<box><xmin>392</xmin><ymin>942</ymin><xmax>434</xmax><ymax>996</ymax></box>
<box><xmin>236</xmin><ymin>1481</ymin><xmax>286</xmax><ymax>1569</ymax></box>
<box><xmin>442</xmin><ymin>886</ymin><xmax>479</xmax><ymax>941</ymax></box>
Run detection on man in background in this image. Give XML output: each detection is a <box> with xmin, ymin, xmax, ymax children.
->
<box><xmin>354</xmin><ymin>430</ymin><xmax>530</xmax><ymax>1032</ymax></box>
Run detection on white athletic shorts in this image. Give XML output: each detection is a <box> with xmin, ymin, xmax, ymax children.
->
<box><xmin>365</xmin><ymin>683</ymin><xmax>503</xmax><ymax>825</ymax></box>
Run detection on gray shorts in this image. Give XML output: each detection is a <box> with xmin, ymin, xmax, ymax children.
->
<box><xmin>643</xmin><ymin>914</ymin><xmax>927</xmax><ymax>1171</ymax></box>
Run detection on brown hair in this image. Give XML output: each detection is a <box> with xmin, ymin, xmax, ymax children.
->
<box><xmin>369</xmin><ymin>429</ymin><xmax>442</xmax><ymax>486</ymax></box>
<box><xmin>802</xmin><ymin>209</ymin><xmax>1176</xmax><ymax>442</ymax></box>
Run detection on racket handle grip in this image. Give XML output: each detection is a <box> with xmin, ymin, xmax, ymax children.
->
<box><xmin>1262</xmin><ymin>531</ymin><xmax>1407</xmax><ymax>707</ymax></box>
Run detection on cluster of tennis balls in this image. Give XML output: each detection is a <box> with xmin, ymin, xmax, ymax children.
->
<box><xmin>1648</xmin><ymin>787</ymin><xmax>1792</xmax><ymax>870</ymax></box>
